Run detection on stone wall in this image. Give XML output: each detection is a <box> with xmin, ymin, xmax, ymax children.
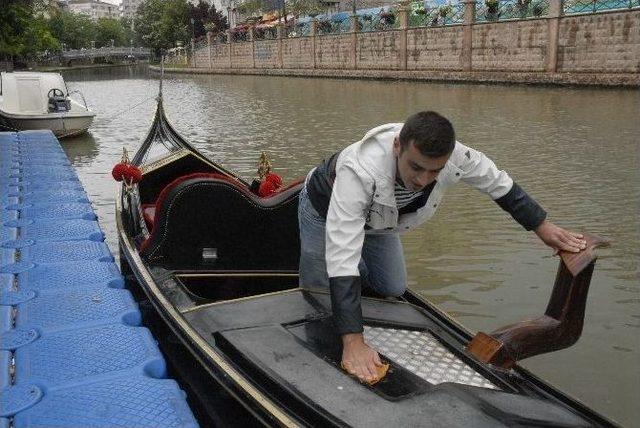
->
<box><xmin>211</xmin><ymin>44</ymin><xmax>229</xmax><ymax>66</ymax></box>
<box><xmin>357</xmin><ymin>30</ymin><xmax>403</xmax><ymax>70</ymax></box>
<box><xmin>254</xmin><ymin>40</ymin><xmax>279</xmax><ymax>68</ymax></box>
<box><xmin>407</xmin><ymin>26</ymin><xmax>465</xmax><ymax>70</ymax></box>
<box><xmin>472</xmin><ymin>20</ymin><xmax>548</xmax><ymax>72</ymax></box>
<box><xmin>230</xmin><ymin>42</ymin><xmax>253</xmax><ymax>68</ymax></box>
<box><xmin>194</xmin><ymin>46</ymin><xmax>209</xmax><ymax>68</ymax></box>
<box><xmin>557</xmin><ymin>10</ymin><xmax>640</xmax><ymax>73</ymax></box>
<box><xmin>316</xmin><ymin>34</ymin><xmax>353</xmax><ymax>69</ymax></box>
<box><xmin>282</xmin><ymin>38</ymin><xmax>314</xmax><ymax>68</ymax></box>
<box><xmin>191</xmin><ymin>8</ymin><xmax>639</xmax><ymax>82</ymax></box>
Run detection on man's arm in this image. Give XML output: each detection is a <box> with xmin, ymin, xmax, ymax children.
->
<box><xmin>325</xmin><ymin>165</ymin><xmax>385</xmax><ymax>383</ymax></box>
<box><xmin>458</xmin><ymin>144</ymin><xmax>586</xmax><ymax>252</ymax></box>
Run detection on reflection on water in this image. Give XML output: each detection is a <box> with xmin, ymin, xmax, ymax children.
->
<box><xmin>61</xmin><ymin>131</ymin><xmax>98</xmax><ymax>164</ymax></box>
<box><xmin>61</xmin><ymin>65</ymin><xmax>639</xmax><ymax>426</ymax></box>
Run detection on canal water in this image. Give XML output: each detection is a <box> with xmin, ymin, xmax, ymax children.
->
<box><xmin>61</xmin><ymin>65</ymin><xmax>639</xmax><ymax>426</ymax></box>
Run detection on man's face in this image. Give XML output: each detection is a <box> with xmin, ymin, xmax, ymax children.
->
<box><xmin>393</xmin><ymin>137</ymin><xmax>450</xmax><ymax>192</ymax></box>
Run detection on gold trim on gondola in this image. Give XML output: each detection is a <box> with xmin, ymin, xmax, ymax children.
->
<box><xmin>140</xmin><ymin>148</ymin><xmax>191</xmax><ymax>174</ymax></box>
<box><xmin>178</xmin><ymin>272</ymin><xmax>298</xmax><ymax>278</ymax></box>
<box><xmin>181</xmin><ymin>288</ymin><xmax>302</xmax><ymax>313</ymax></box>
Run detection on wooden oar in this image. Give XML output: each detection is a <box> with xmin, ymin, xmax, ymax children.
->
<box><xmin>466</xmin><ymin>232</ymin><xmax>610</xmax><ymax>369</ymax></box>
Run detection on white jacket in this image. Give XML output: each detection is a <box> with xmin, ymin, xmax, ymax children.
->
<box><xmin>325</xmin><ymin>123</ymin><xmax>514</xmax><ymax>278</ymax></box>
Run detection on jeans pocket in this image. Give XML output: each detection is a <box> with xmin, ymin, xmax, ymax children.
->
<box><xmin>300</xmin><ymin>191</ymin><xmax>324</xmax><ymax>226</ymax></box>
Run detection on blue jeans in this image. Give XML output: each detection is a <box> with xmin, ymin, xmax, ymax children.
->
<box><xmin>298</xmin><ymin>184</ymin><xmax>407</xmax><ymax>297</ymax></box>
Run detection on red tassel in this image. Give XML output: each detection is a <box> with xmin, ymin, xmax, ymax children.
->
<box><xmin>258</xmin><ymin>180</ymin><xmax>277</xmax><ymax>197</ymax></box>
<box><xmin>265</xmin><ymin>173</ymin><xmax>282</xmax><ymax>188</ymax></box>
<box><xmin>111</xmin><ymin>163</ymin><xmax>128</xmax><ymax>182</ymax></box>
<box><xmin>126</xmin><ymin>165</ymin><xmax>142</xmax><ymax>184</ymax></box>
<box><xmin>112</xmin><ymin>163</ymin><xmax>142</xmax><ymax>184</ymax></box>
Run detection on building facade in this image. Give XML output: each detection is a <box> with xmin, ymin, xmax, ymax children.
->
<box><xmin>67</xmin><ymin>0</ymin><xmax>120</xmax><ymax>20</ymax></box>
<box><xmin>120</xmin><ymin>0</ymin><xmax>145</xmax><ymax>21</ymax></box>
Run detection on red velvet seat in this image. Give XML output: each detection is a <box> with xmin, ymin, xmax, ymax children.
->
<box><xmin>141</xmin><ymin>204</ymin><xmax>156</xmax><ymax>230</ymax></box>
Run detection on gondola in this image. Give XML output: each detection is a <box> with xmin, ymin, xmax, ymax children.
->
<box><xmin>116</xmin><ymin>87</ymin><xmax>616</xmax><ymax>427</ymax></box>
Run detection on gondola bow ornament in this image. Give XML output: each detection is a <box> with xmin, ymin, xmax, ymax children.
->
<box><xmin>255</xmin><ymin>152</ymin><xmax>282</xmax><ymax>197</ymax></box>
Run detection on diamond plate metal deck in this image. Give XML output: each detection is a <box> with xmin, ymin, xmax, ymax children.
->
<box><xmin>364</xmin><ymin>326</ymin><xmax>498</xmax><ymax>389</ymax></box>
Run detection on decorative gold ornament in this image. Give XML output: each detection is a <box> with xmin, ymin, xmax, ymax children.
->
<box><xmin>257</xmin><ymin>152</ymin><xmax>272</xmax><ymax>180</ymax></box>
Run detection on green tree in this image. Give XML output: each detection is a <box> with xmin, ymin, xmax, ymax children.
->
<box><xmin>135</xmin><ymin>0</ymin><xmax>190</xmax><ymax>54</ymax></box>
<box><xmin>48</xmin><ymin>9</ymin><xmax>96</xmax><ymax>50</ymax></box>
<box><xmin>236</xmin><ymin>0</ymin><xmax>264</xmax><ymax>17</ymax></box>
<box><xmin>287</xmin><ymin>0</ymin><xmax>324</xmax><ymax>18</ymax></box>
<box><xmin>188</xmin><ymin>0</ymin><xmax>228</xmax><ymax>38</ymax></box>
<box><xmin>95</xmin><ymin>18</ymin><xmax>126</xmax><ymax>47</ymax></box>
<box><xmin>120</xmin><ymin>17</ymin><xmax>137</xmax><ymax>46</ymax></box>
<box><xmin>0</xmin><ymin>0</ymin><xmax>59</xmax><ymax>65</ymax></box>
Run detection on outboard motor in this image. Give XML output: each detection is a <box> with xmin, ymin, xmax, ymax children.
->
<box><xmin>47</xmin><ymin>88</ymin><xmax>71</xmax><ymax>112</ymax></box>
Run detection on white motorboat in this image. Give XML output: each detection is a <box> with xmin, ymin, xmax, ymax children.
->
<box><xmin>0</xmin><ymin>71</ymin><xmax>95</xmax><ymax>138</ymax></box>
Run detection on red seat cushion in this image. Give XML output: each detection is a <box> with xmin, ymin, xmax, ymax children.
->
<box><xmin>141</xmin><ymin>204</ymin><xmax>156</xmax><ymax>230</ymax></box>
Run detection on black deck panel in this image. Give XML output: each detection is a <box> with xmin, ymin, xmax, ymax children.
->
<box><xmin>182</xmin><ymin>289</ymin><xmax>326</xmax><ymax>333</ymax></box>
<box><xmin>216</xmin><ymin>325</ymin><xmax>590</xmax><ymax>427</ymax></box>
<box><xmin>183</xmin><ymin>289</ymin><xmax>439</xmax><ymax>334</ymax></box>
<box><xmin>182</xmin><ymin>289</ymin><xmax>591</xmax><ymax>427</ymax></box>
<box><xmin>310</xmin><ymin>291</ymin><xmax>445</xmax><ymax>327</ymax></box>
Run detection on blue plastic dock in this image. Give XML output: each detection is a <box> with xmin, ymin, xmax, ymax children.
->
<box><xmin>0</xmin><ymin>131</ymin><xmax>198</xmax><ymax>427</ymax></box>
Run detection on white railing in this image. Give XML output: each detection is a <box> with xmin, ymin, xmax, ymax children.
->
<box><xmin>61</xmin><ymin>47</ymin><xmax>151</xmax><ymax>60</ymax></box>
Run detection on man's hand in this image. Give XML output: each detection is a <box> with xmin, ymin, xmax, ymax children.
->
<box><xmin>341</xmin><ymin>333</ymin><xmax>383</xmax><ymax>384</ymax></box>
<box><xmin>534</xmin><ymin>220</ymin><xmax>586</xmax><ymax>253</ymax></box>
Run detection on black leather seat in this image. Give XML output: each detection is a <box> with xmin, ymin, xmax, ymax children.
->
<box><xmin>140</xmin><ymin>174</ymin><xmax>303</xmax><ymax>270</ymax></box>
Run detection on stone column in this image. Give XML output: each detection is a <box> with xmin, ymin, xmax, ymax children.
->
<box><xmin>462</xmin><ymin>0</ymin><xmax>476</xmax><ymax>71</ymax></box>
<box><xmin>191</xmin><ymin>38</ymin><xmax>195</xmax><ymax>67</ymax></box>
<box><xmin>249</xmin><ymin>26</ymin><xmax>256</xmax><ymax>69</ymax></box>
<box><xmin>227</xmin><ymin>29</ymin><xmax>233</xmax><ymax>68</ymax></box>
<box><xmin>311</xmin><ymin>19</ymin><xmax>317</xmax><ymax>69</ymax></box>
<box><xmin>207</xmin><ymin>31</ymin><xmax>213</xmax><ymax>69</ymax></box>
<box><xmin>547</xmin><ymin>0</ymin><xmax>563</xmax><ymax>73</ymax></box>
<box><xmin>397</xmin><ymin>7</ymin><xmax>409</xmax><ymax>71</ymax></box>
<box><xmin>350</xmin><ymin>15</ymin><xmax>359</xmax><ymax>69</ymax></box>
<box><xmin>276</xmin><ymin>23</ymin><xmax>284</xmax><ymax>69</ymax></box>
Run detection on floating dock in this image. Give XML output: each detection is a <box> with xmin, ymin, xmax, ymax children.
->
<box><xmin>0</xmin><ymin>131</ymin><xmax>198</xmax><ymax>427</ymax></box>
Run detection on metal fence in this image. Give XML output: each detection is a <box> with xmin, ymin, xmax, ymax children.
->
<box><xmin>231</xmin><ymin>29</ymin><xmax>249</xmax><ymax>42</ymax></box>
<box><xmin>216</xmin><ymin>32</ymin><xmax>228</xmax><ymax>44</ymax></box>
<box><xmin>358</xmin><ymin>12</ymin><xmax>401</xmax><ymax>32</ymax></box>
<box><xmin>199</xmin><ymin>0</ymin><xmax>639</xmax><ymax>46</ymax></box>
<box><xmin>286</xmin><ymin>21</ymin><xmax>312</xmax><ymax>38</ymax></box>
<box><xmin>409</xmin><ymin>2</ymin><xmax>465</xmax><ymax>27</ymax></box>
<box><xmin>316</xmin><ymin>14</ymin><xmax>352</xmax><ymax>35</ymax></box>
<box><xmin>194</xmin><ymin>37</ymin><xmax>208</xmax><ymax>51</ymax></box>
<box><xmin>253</xmin><ymin>27</ymin><xmax>278</xmax><ymax>40</ymax></box>
<box><xmin>476</xmin><ymin>0</ymin><xmax>549</xmax><ymax>21</ymax></box>
<box><xmin>563</xmin><ymin>0</ymin><xmax>639</xmax><ymax>13</ymax></box>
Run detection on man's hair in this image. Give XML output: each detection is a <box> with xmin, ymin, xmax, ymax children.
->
<box><xmin>399</xmin><ymin>111</ymin><xmax>456</xmax><ymax>157</ymax></box>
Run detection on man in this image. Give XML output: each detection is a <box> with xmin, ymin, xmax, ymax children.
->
<box><xmin>298</xmin><ymin>111</ymin><xmax>586</xmax><ymax>384</ymax></box>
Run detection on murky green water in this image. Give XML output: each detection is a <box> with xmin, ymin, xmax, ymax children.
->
<box><xmin>61</xmin><ymin>65</ymin><xmax>639</xmax><ymax>426</ymax></box>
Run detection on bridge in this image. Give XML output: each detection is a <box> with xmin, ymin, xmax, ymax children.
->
<box><xmin>60</xmin><ymin>47</ymin><xmax>152</xmax><ymax>65</ymax></box>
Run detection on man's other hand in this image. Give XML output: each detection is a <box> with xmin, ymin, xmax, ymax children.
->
<box><xmin>534</xmin><ymin>220</ymin><xmax>586</xmax><ymax>253</ymax></box>
<box><xmin>341</xmin><ymin>333</ymin><xmax>383</xmax><ymax>384</ymax></box>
